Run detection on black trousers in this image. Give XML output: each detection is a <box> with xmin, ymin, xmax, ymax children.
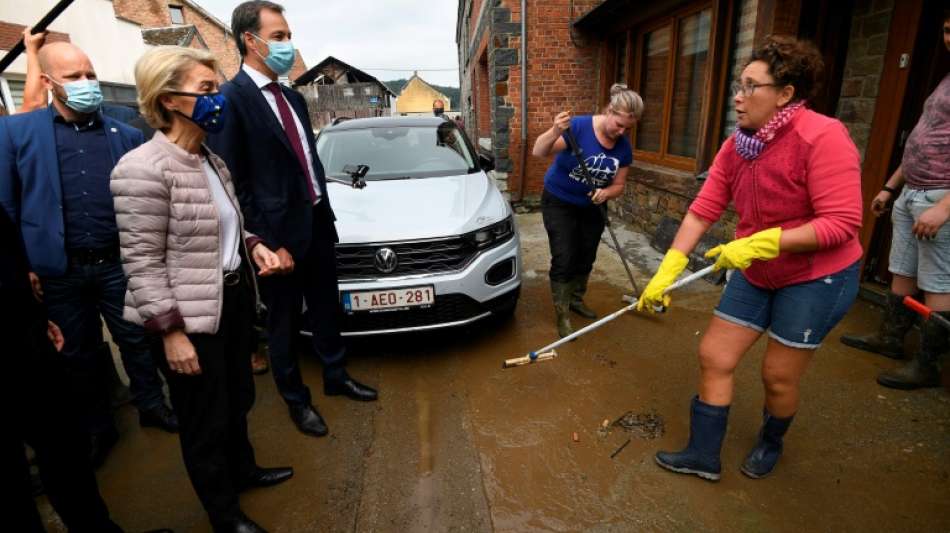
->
<box><xmin>259</xmin><ymin>201</ymin><xmax>346</xmax><ymax>407</ymax></box>
<box><xmin>541</xmin><ymin>189</ymin><xmax>606</xmax><ymax>283</ymax></box>
<box><xmin>153</xmin><ymin>278</ymin><xmax>256</xmax><ymax>528</ymax></box>
<box><xmin>5</xmin><ymin>321</ymin><xmax>122</xmax><ymax>533</ymax></box>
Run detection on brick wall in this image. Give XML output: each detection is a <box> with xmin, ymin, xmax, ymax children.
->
<box><xmin>0</xmin><ymin>21</ymin><xmax>70</xmax><ymax>50</ymax></box>
<box><xmin>835</xmin><ymin>0</ymin><xmax>894</xmax><ymax>160</ymax></box>
<box><xmin>113</xmin><ymin>0</ymin><xmax>243</xmax><ymax>77</ymax></box>
<box><xmin>721</xmin><ymin>0</ymin><xmax>758</xmax><ymax>139</ymax></box>
<box><xmin>503</xmin><ymin>0</ymin><xmax>602</xmax><ymax>199</ymax></box>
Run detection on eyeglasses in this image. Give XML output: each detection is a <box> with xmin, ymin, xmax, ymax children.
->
<box><xmin>730</xmin><ymin>81</ymin><xmax>779</xmax><ymax>97</ymax></box>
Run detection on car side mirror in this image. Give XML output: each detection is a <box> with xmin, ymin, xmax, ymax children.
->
<box><xmin>479</xmin><ymin>153</ymin><xmax>494</xmax><ymax>171</ymax></box>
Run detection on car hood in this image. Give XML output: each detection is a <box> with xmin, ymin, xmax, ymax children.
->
<box><xmin>328</xmin><ymin>172</ymin><xmax>510</xmax><ymax>244</ymax></box>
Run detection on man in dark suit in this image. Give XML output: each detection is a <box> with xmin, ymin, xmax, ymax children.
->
<box><xmin>0</xmin><ymin>42</ymin><xmax>178</xmax><ymax>466</ymax></box>
<box><xmin>208</xmin><ymin>1</ymin><xmax>377</xmax><ymax>438</ymax></box>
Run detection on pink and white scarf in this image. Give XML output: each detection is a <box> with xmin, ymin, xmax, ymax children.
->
<box><xmin>734</xmin><ymin>101</ymin><xmax>806</xmax><ymax>160</ymax></box>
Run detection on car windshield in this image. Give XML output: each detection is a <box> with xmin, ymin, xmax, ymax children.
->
<box><xmin>316</xmin><ymin>123</ymin><xmax>478</xmax><ymax>180</ymax></box>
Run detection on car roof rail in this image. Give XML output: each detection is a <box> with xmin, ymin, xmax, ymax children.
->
<box><xmin>332</xmin><ymin>116</ymin><xmax>351</xmax><ymax>126</ymax></box>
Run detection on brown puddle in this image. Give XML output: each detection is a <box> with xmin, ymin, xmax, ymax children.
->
<box><xmin>39</xmin><ymin>276</ymin><xmax>950</xmax><ymax>532</ymax></box>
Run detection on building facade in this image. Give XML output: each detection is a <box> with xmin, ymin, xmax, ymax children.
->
<box><xmin>395</xmin><ymin>72</ymin><xmax>454</xmax><ymax>116</ymax></box>
<box><xmin>294</xmin><ymin>56</ymin><xmax>395</xmax><ymax>130</ymax></box>
<box><xmin>457</xmin><ymin>0</ymin><xmax>950</xmax><ymax>287</ymax></box>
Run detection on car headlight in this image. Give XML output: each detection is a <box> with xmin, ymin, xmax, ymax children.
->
<box><xmin>466</xmin><ymin>216</ymin><xmax>514</xmax><ymax>250</ymax></box>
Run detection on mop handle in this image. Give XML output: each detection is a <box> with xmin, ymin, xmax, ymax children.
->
<box><xmin>529</xmin><ymin>264</ymin><xmax>715</xmax><ymax>357</ymax></box>
<box><xmin>903</xmin><ymin>296</ymin><xmax>950</xmax><ymax>331</ymax></box>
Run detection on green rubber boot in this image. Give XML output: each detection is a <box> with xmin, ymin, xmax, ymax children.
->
<box><xmin>551</xmin><ymin>280</ymin><xmax>574</xmax><ymax>338</ymax></box>
<box><xmin>569</xmin><ymin>274</ymin><xmax>598</xmax><ymax>319</ymax></box>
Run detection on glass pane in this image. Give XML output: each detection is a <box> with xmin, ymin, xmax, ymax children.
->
<box><xmin>636</xmin><ymin>26</ymin><xmax>670</xmax><ymax>153</ymax></box>
<box><xmin>667</xmin><ymin>9</ymin><xmax>711</xmax><ymax>158</ymax></box>
<box><xmin>615</xmin><ymin>35</ymin><xmax>627</xmax><ymax>83</ymax></box>
<box><xmin>169</xmin><ymin>6</ymin><xmax>185</xmax><ymax>25</ymax></box>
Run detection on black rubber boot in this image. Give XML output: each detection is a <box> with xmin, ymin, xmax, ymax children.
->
<box><xmin>655</xmin><ymin>396</ymin><xmax>730</xmax><ymax>481</ymax></box>
<box><xmin>740</xmin><ymin>409</ymin><xmax>794</xmax><ymax>479</ymax></box>
<box><xmin>840</xmin><ymin>292</ymin><xmax>916</xmax><ymax>359</ymax></box>
<box><xmin>877</xmin><ymin>311</ymin><xmax>947</xmax><ymax>390</ymax></box>
<box><xmin>569</xmin><ymin>274</ymin><xmax>598</xmax><ymax>319</ymax></box>
<box><xmin>551</xmin><ymin>280</ymin><xmax>574</xmax><ymax>338</ymax></box>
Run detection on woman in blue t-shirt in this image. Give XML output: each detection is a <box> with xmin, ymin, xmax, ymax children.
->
<box><xmin>532</xmin><ymin>84</ymin><xmax>643</xmax><ymax>337</ymax></box>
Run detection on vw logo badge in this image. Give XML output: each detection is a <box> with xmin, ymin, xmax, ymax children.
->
<box><xmin>374</xmin><ymin>247</ymin><xmax>398</xmax><ymax>274</ymax></box>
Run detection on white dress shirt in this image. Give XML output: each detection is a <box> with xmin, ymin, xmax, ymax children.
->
<box><xmin>202</xmin><ymin>157</ymin><xmax>242</xmax><ymax>271</ymax></box>
<box><xmin>242</xmin><ymin>64</ymin><xmax>321</xmax><ymax>204</ymax></box>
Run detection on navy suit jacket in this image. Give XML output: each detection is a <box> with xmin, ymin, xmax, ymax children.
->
<box><xmin>207</xmin><ymin>69</ymin><xmax>337</xmax><ymax>260</ymax></box>
<box><xmin>0</xmin><ymin>106</ymin><xmax>144</xmax><ymax>277</ymax></box>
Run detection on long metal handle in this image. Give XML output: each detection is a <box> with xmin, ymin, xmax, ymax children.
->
<box><xmin>525</xmin><ymin>264</ymin><xmax>715</xmax><ymax>359</ymax></box>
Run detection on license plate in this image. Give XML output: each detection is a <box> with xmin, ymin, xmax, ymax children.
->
<box><xmin>342</xmin><ymin>286</ymin><xmax>435</xmax><ymax>313</ymax></box>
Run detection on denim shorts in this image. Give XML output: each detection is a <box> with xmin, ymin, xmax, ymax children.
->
<box><xmin>713</xmin><ymin>261</ymin><xmax>860</xmax><ymax>349</ymax></box>
<box><xmin>888</xmin><ymin>188</ymin><xmax>950</xmax><ymax>293</ymax></box>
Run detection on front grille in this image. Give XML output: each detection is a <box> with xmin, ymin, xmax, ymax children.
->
<box><xmin>338</xmin><ymin>289</ymin><xmax>519</xmax><ymax>334</ymax></box>
<box><xmin>336</xmin><ymin>237</ymin><xmax>478</xmax><ymax>280</ymax></box>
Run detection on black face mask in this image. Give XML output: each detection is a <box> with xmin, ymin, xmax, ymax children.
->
<box><xmin>433</xmin><ymin>108</ymin><xmax>444</xmax><ymax>116</ymax></box>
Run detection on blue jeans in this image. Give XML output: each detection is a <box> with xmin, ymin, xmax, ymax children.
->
<box><xmin>714</xmin><ymin>261</ymin><xmax>860</xmax><ymax>349</ymax></box>
<box><xmin>42</xmin><ymin>260</ymin><xmax>165</xmax><ymax>434</ymax></box>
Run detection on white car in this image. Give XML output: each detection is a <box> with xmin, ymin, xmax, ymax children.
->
<box><xmin>309</xmin><ymin>116</ymin><xmax>521</xmax><ymax>336</ymax></box>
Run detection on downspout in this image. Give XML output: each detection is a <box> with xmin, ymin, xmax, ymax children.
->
<box><xmin>516</xmin><ymin>0</ymin><xmax>528</xmax><ymax>203</ymax></box>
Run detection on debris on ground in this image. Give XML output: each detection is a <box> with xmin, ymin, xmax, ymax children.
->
<box><xmin>612</xmin><ymin>411</ymin><xmax>665</xmax><ymax>439</ymax></box>
<box><xmin>610</xmin><ymin>438</ymin><xmax>631</xmax><ymax>459</ymax></box>
<box><xmin>572</xmin><ymin>432</ymin><xmax>580</xmax><ymax>443</ymax></box>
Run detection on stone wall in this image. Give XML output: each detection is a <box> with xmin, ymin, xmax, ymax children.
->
<box><xmin>835</xmin><ymin>0</ymin><xmax>895</xmax><ymax>160</ymax></box>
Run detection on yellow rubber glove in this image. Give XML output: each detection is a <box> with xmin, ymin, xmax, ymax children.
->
<box><xmin>704</xmin><ymin>227</ymin><xmax>782</xmax><ymax>271</ymax></box>
<box><xmin>637</xmin><ymin>249</ymin><xmax>689</xmax><ymax>312</ymax></box>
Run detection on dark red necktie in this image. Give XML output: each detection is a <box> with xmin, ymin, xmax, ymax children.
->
<box><xmin>266</xmin><ymin>82</ymin><xmax>317</xmax><ymax>203</ymax></box>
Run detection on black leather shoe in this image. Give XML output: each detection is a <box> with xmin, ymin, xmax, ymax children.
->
<box><xmin>139</xmin><ymin>404</ymin><xmax>179</xmax><ymax>433</ymax></box>
<box><xmin>213</xmin><ymin>513</ymin><xmax>267</xmax><ymax>533</ymax></box>
<box><xmin>288</xmin><ymin>404</ymin><xmax>328</xmax><ymax>437</ymax></box>
<box><xmin>324</xmin><ymin>377</ymin><xmax>378</xmax><ymax>402</ymax></box>
<box><xmin>89</xmin><ymin>427</ymin><xmax>119</xmax><ymax>469</ymax></box>
<box><xmin>241</xmin><ymin>466</ymin><xmax>294</xmax><ymax>491</ymax></box>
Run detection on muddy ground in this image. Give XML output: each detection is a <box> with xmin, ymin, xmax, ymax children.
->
<box><xmin>40</xmin><ymin>213</ymin><xmax>950</xmax><ymax>532</ymax></box>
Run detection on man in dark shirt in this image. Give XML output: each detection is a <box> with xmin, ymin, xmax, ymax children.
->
<box><xmin>0</xmin><ymin>42</ymin><xmax>177</xmax><ymax>467</ymax></box>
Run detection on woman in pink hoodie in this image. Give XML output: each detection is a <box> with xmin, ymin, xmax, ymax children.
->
<box><xmin>639</xmin><ymin>36</ymin><xmax>863</xmax><ymax>481</ymax></box>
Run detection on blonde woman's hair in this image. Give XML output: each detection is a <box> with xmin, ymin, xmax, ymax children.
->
<box><xmin>606</xmin><ymin>83</ymin><xmax>644</xmax><ymax>120</ymax></box>
<box><xmin>135</xmin><ymin>46</ymin><xmax>218</xmax><ymax>129</ymax></box>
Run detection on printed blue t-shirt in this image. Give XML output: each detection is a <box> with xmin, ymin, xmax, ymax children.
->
<box><xmin>543</xmin><ymin>115</ymin><xmax>633</xmax><ymax>206</ymax></box>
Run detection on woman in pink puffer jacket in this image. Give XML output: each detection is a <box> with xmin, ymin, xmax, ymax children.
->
<box><xmin>111</xmin><ymin>46</ymin><xmax>288</xmax><ymax>532</ymax></box>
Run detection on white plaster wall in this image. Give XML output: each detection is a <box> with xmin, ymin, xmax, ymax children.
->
<box><xmin>0</xmin><ymin>0</ymin><xmax>151</xmax><ymax>85</ymax></box>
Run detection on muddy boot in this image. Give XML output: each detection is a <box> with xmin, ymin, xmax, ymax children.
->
<box><xmin>551</xmin><ymin>280</ymin><xmax>574</xmax><ymax>338</ymax></box>
<box><xmin>655</xmin><ymin>396</ymin><xmax>729</xmax><ymax>481</ymax></box>
<box><xmin>569</xmin><ymin>274</ymin><xmax>598</xmax><ymax>319</ymax></box>
<box><xmin>840</xmin><ymin>292</ymin><xmax>916</xmax><ymax>359</ymax></box>
<box><xmin>740</xmin><ymin>410</ymin><xmax>794</xmax><ymax>479</ymax></box>
<box><xmin>877</xmin><ymin>312</ymin><xmax>947</xmax><ymax>390</ymax></box>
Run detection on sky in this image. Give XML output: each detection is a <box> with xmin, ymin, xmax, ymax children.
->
<box><xmin>199</xmin><ymin>0</ymin><xmax>462</xmax><ymax>87</ymax></box>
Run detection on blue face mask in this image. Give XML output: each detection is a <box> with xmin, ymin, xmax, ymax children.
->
<box><xmin>170</xmin><ymin>91</ymin><xmax>228</xmax><ymax>133</ymax></box>
<box><xmin>51</xmin><ymin>78</ymin><xmax>103</xmax><ymax>114</ymax></box>
<box><xmin>251</xmin><ymin>33</ymin><xmax>296</xmax><ymax>75</ymax></box>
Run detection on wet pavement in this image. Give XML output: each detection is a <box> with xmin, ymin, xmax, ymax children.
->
<box><xmin>40</xmin><ymin>213</ymin><xmax>950</xmax><ymax>532</ymax></box>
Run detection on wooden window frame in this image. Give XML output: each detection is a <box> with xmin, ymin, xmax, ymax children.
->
<box><xmin>607</xmin><ymin>0</ymin><xmax>734</xmax><ymax>173</ymax></box>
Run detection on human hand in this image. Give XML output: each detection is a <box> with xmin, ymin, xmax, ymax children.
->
<box><xmin>913</xmin><ymin>204</ymin><xmax>950</xmax><ymax>240</ymax></box>
<box><xmin>590</xmin><ymin>188</ymin><xmax>610</xmax><ymax>205</ymax></box>
<box><xmin>28</xmin><ymin>272</ymin><xmax>43</xmax><ymax>302</ymax></box>
<box><xmin>251</xmin><ymin>243</ymin><xmax>281</xmax><ymax>276</ymax></box>
<box><xmin>163</xmin><ymin>330</ymin><xmax>201</xmax><ymax>375</ymax></box>
<box><xmin>705</xmin><ymin>227</ymin><xmax>782</xmax><ymax>271</ymax></box>
<box><xmin>275</xmin><ymin>247</ymin><xmax>295</xmax><ymax>274</ymax></box>
<box><xmin>870</xmin><ymin>190</ymin><xmax>892</xmax><ymax>217</ymax></box>
<box><xmin>22</xmin><ymin>27</ymin><xmax>47</xmax><ymax>54</ymax></box>
<box><xmin>553</xmin><ymin>111</ymin><xmax>571</xmax><ymax>134</ymax></box>
<box><xmin>637</xmin><ymin>249</ymin><xmax>689</xmax><ymax>312</ymax></box>
<box><xmin>47</xmin><ymin>321</ymin><xmax>64</xmax><ymax>352</ymax></box>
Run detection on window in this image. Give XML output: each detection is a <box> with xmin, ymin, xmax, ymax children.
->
<box><xmin>632</xmin><ymin>5</ymin><xmax>713</xmax><ymax>170</ymax></box>
<box><xmin>613</xmin><ymin>33</ymin><xmax>627</xmax><ymax>84</ymax></box>
<box><xmin>169</xmin><ymin>5</ymin><xmax>185</xmax><ymax>25</ymax></box>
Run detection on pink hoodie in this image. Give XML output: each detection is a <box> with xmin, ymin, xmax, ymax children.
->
<box><xmin>690</xmin><ymin>108</ymin><xmax>864</xmax><ymax>289</ymax></box>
